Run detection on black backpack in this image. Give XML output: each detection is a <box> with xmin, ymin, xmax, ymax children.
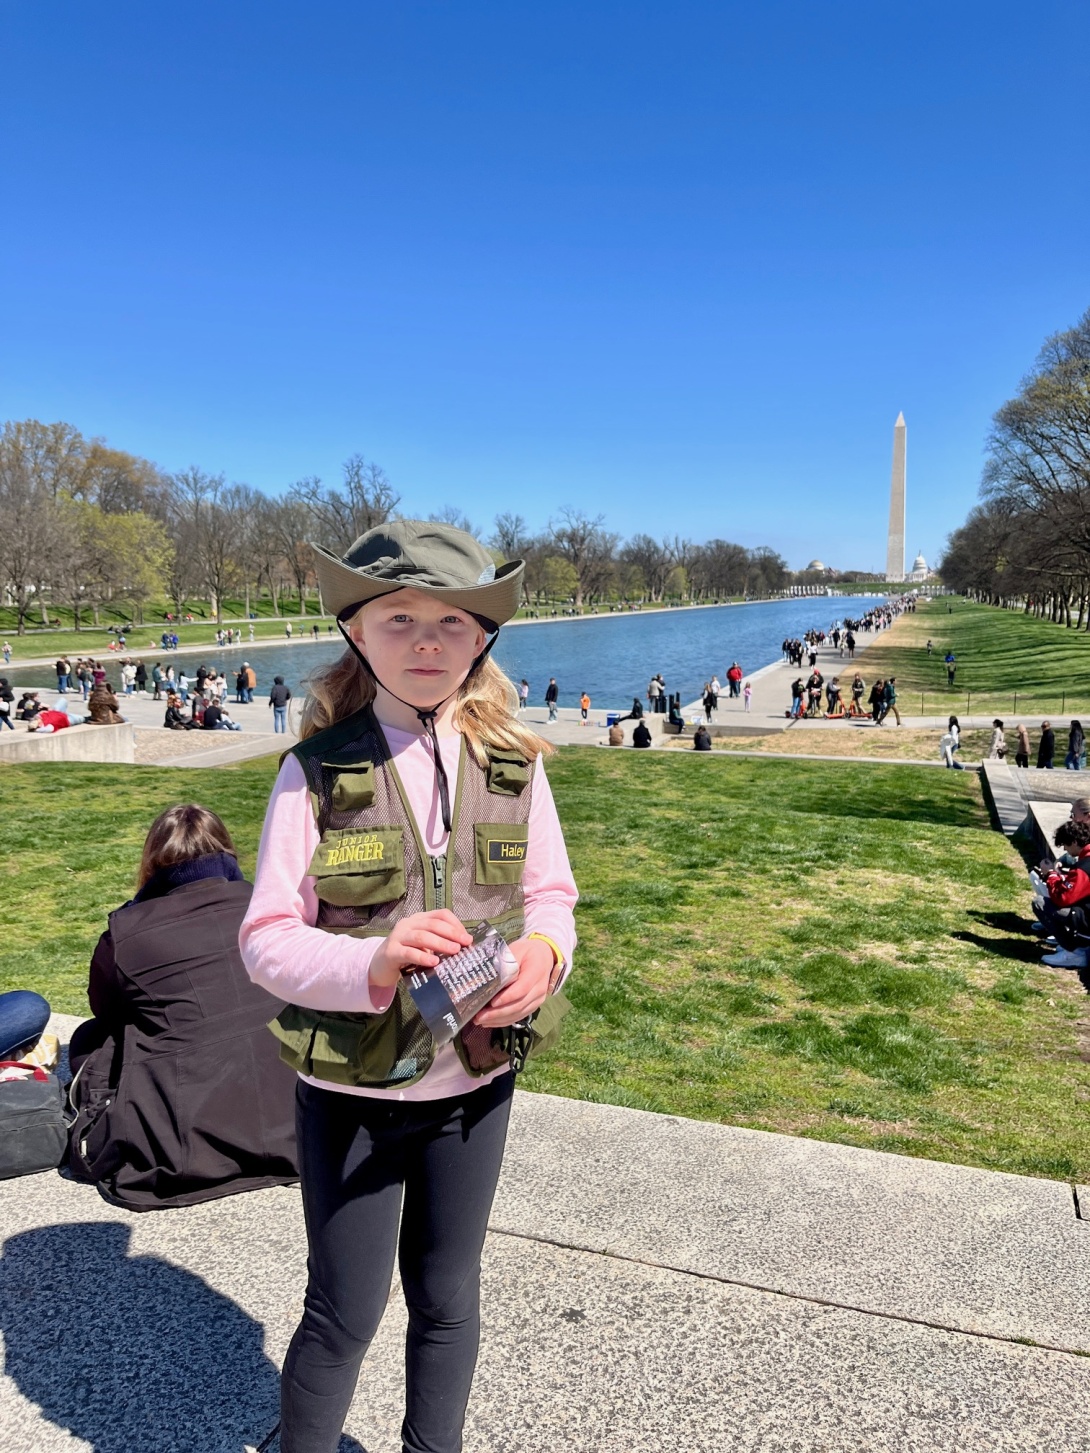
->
<box><xmin>0</xmin><ymin>1065</ymin><xmax>68</xmax><ymax>1179</ymax></box>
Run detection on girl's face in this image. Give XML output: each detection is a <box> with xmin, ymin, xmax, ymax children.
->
<box><xmin>352</xmin><ymin>588</ymin><xmax>486</xmax><ymax>709</ymax></box>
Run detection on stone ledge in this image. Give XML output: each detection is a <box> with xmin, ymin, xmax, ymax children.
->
<box><xmin>0</xmin><ymin>722</ymin><xmax>134</xmax><ymax>764</ymax></box>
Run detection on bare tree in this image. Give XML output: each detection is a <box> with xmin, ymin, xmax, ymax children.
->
<box><xmin>292</xmin><ymin>454</ymin><xmax>399</xmax><ymax>554</ymax></box>
<box><xmin>0</xmin><ymin>438</ymin><xmax>60</xmax><ymax>633</ymax></box>
<box><xmin>429</xmin><ymin>505</ymin><xmax>482</xmax><ymax>538</ymax></box>
<box><xmin>490</xmin><ymin>512</ymin><xmax>532</xmax><ymax>561</ymax></box>
<box><xmin>548</xmin><ymin>508</ymin><xmax>619</xmax><ymax>608</ymax></box>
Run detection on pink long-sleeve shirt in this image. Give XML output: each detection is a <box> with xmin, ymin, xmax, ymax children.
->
<box><xmin>240</xmin><ymin>721</ymin><xmax>578</xmax><ymax>1101</ymax></box>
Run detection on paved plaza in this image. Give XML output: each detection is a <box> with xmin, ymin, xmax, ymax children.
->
<box><xmin>2</xmin><ymin>1018</ymin><xmax>1088</xmax><ymax>1451</ymax></box>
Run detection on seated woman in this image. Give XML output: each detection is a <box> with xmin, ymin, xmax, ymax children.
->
<box><xmin>693</xmin><ymin>724</ymin><xmax>712</xmax><ymax>751</ymax></box>
<box><xmin>67</xmin><ymin>804</ymin><xmax>298</xmax><ymax>1210</ymax></box>
<box><xmin>87</xmin><ymin>680</ymin><xmax>124</xmax><ymax>725</ymax></box>
<box><xmin>163</xmin><ymin>692</ymin><xmax>188</xmax><ymax>729</ymax></box>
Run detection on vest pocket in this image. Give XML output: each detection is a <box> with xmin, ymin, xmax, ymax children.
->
<box><xmin>270</xmin><ymin>987</ymin><xmax>436</xmax><ymax>1087</ymax></box>
<box><xmin>324</xmin><ymin>760</ymin><xmax>376</xmax><ymax>811</ymax></box>
<box><xmin>474</xmin><ymin>822</ymin><xmax>529</xmax><ymax>884</ymax></box>
<box><xmin>486</xmin><ymin>752</ymin><xmax>531</xmax><ymax>795</ymax></box>
<box><xmin>307</xmin><ymin>826</ymin><xmax>407</xmax><ymax>906</ymax></box>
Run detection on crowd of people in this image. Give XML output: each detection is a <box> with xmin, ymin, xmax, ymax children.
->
<box><xmin>1028</xmin><ymin>797</ymin><xmax>1090</xmax><ymax>970</ymax></box>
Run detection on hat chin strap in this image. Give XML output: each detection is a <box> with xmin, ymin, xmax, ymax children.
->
<box><xmin>335</xmin><ymin>606</ymin><xmax>499</xmax><ymax>834</ymax></box>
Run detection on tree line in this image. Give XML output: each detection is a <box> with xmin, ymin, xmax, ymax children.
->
<box><xmin>941</xmin><ymin>306</ymin><xmax>1090</xmax><ymax>628</ymax></box>
<box><xmin>1</xmin><ymin>416</ymin><xmax>827</xmax><ymax>633</ymax></box>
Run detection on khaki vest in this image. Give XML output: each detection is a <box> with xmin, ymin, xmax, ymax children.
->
<box><xmin>269</xmin><ymin>706</ymin><xmax>567</xmax><ymax>1088</ymax></box>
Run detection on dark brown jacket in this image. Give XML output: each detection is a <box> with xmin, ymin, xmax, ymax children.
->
<box><xmin>87</xmin><ymin>683</ymin><xmax>123</xmax><ymax>724</ymax></box>
<box><xmin>68</xmin><ymin>863</ymin><xmax>298</xmax><ymax>1209</ymax></box>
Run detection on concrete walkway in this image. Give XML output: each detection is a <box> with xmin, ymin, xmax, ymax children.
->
<box><xmin>2</xmin><ymin>1017</ymin><xmax>1088</xmax><ymax>1451</ymax></box>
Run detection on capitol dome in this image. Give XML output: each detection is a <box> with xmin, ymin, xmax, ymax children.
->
<box><xmin>908</xmin><ymin>552</ymin><xmax>930</xmax><ymax>581</ymax></box>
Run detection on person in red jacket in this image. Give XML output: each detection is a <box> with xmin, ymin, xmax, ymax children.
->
<box><xmin>1037</xmin><ymin>819</ymin><xmax>1090</xmax><ymax>968</ymax></box>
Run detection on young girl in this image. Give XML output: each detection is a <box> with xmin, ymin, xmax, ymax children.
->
<box><xmin>240</xmin><ymin>521</ymin><xmax>577</xmax><ymax>1453</ymax></box>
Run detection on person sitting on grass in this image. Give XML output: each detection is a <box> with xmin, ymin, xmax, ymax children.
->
<box><xmin>693</xmin><ymin>724</ymin><xmax>712</xmax><ymax>751</ymax></box>
<box><xmin>66</xmin><ymin>803</ymin><xmax>299</xmax><ymax>1209</ymax></box>
<box><xmin>1033</xmin><ymin>819</ymin><xmax>1090</xmax><ymax>970</ymax></box>
<box><xmin>633</xmin><ymin>719</ymin><xmax>652</xmax><ymax>748</ymax></box>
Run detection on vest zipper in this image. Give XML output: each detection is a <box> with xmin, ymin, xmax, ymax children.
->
<box><xmin>430</xmin><ymin>853</ymin><xmax>446</xmax><ymax>908</ymax></box>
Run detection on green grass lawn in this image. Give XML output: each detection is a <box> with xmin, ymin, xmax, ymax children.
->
<box><xmin>2</xmin><ymin>749</ymin><xmax>1087</xmax><ymax>1181</ymax></box>
<box><xmin>0</xmin><ymin>612</ymin><xmax>332</xmax><ymax>664</ymax></box>
<box><xmin>860</xmin><ymin>597</ymin><xmax>1090</xmax><ymax>717</ymax></box>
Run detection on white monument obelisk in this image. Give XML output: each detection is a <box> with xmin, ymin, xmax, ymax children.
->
<box><xmin>886</xmin><ymin>411</ymin><xmax>906</xmax><ymax>582</ymax></box>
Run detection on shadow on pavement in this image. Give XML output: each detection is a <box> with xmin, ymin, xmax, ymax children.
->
<box><xmin>0</xmin><ymin>1221</ymin><xmax>366</xmax><ymax>1453</ymax></box>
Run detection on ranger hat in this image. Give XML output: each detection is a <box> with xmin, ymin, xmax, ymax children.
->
<box><xmin>311</xmin><ymin>520</ymin><xmax>524</xmax><ymax>627</ymax></box>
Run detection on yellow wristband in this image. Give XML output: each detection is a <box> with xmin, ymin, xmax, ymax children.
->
<box><xmin>528</xmin><ymin>932</ymin><xmax>563</xmax><ymax>968</ymax></box>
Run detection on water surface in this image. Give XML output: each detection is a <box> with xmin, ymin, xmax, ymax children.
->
<box><xmin>6</xmin><ymin>597</ymin><xmax>887</xmax><ymax>708</ymax></box>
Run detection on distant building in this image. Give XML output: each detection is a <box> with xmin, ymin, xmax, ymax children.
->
<box><xmin>907</xmin><ymin>551</ymin><xmax>931</xmax><ymax>582</ymax></box>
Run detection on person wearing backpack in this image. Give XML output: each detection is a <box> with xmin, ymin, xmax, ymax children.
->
<box><xmin>239</xmin><ymin>520</ymin><xmax>578</xmax><ymax>1453</ymax></box>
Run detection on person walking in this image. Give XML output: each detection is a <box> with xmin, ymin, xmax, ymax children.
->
<box><xmin>243</xmin><ymin>662</ymin><xmax>257</xmax><ymax>703</ymax></box>
<box><xmin>269</xmin><ymin>676</ymin><xmax>292</xmax><ymax>734</ymax></box>
<box><xmin>134</xmin><ymin>660</ymin><xmax>148</xmax><ymax>695</ymax></box>
<box><xmin>55</xmin><ymin>657</ymin><xmax>70</xmax><ymax>694</ymax></box>
<box><xmin>1038</xmin><ymin>721</ymin><xmax>1055</xmax><ymax>770</ymax></box>
<box><xmin>1065</xmin><ymin>720</ymin><xmax>1085</xmax><ymax>771</ymax></box>
<box><xmin>544</xmin><ymin>677</ymin><xmax>559</xmax><ymax>722</ymax></box>
<box><xmin>518</xmin><ymin>679</ymin><xmax>530</xmax><ymax>714</ymax></box>
<box><xmin>880</xmin><ymin>676</ymin><xmax>901</xmax><ymax>726</ymax></box>
<box><xmin>702</xmin><ymin>683</ymin><xmax>716</xmax><ymax>724</ymax></box>
<box><xmin>989</xmin><ymin>719</ymin><xmax>1008</xmax><ymax>760</ymax></box>
<box><xmin>743</xmin><ymin>680</ymin><xmax>752</xmax><ymax>712</ymax></box>
<box><xmin>239</xmin><ymin>520</ymin><xmax>576</xmax><ymax>1453</ymax></box>
<box><xmin>0</xmin><ymin>677</ymin><xmax>14</xmax><ymax>731</ymax></box>
<box><xmin>945</xmin><ymin>651</ymin><xmax>956</xmax><ymax>686</ymax></box>
<box><xmin>1015</xmin><ymin>722</ymin><xmax>1030</xmax><ymax>769</ymax></box>
<box><xmin>580</xmin><ymin>690</ymin><xmax>591</xmax><ymax>725</ymax></box>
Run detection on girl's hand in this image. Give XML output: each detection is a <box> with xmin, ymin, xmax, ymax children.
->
<box><xmin>472</xmin><ymin>937</ymin><xmax>554</xmax><ymax>1029</ymax></box>
<box><xmin>369</xmin><ymin>910</ymin><xmax>473</xmax><ymax>990</ymax></box>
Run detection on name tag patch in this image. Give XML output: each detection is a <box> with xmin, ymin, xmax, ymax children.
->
<box><xmin>475</xmin><ymin>821</ymin><xmax>529</xmax><ymax>884</ymax></box>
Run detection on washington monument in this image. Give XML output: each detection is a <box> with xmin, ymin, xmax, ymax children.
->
<box><xmin>886</xmin><ymin>411</ymin><xmax>906</xmax><ymax>581</ymax></box>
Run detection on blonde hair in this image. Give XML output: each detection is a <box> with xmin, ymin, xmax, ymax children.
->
<box><xmin>299</xmin><ymin>628</ymin><xmax>553</xmax><ymax>766</ymax></box>
<box><xmin>137</xmin><ymin>804</ymin><xmax>237</xmax><ymax>891</ymax></box>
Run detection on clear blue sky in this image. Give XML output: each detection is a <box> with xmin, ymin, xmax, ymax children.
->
<box><xmin>2</xmin><ymin>1</ymin><xmax>1087</xmax><ymax>572</ymax></box>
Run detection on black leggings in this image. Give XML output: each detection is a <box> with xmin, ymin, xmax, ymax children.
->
<box><xmin>281</xmin><ymin>1073</ymin><xmax>514</xmax><ymax>1453</ymax></box>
